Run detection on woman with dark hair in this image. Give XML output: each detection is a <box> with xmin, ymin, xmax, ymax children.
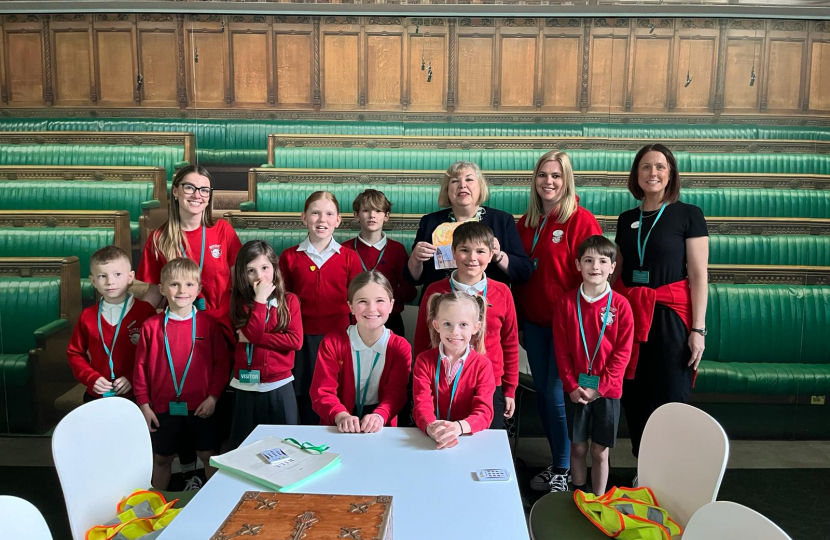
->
<box><xmin>613</xmin><ymin>144</ymin><xmax>709</xmax><ymax>463</ymax></box>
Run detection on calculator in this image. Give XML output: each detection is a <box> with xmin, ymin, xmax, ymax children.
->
<box><xmin>475</xmin><ymin>469</ymin><xmax>510</xmax><ymax>482</ymax></box>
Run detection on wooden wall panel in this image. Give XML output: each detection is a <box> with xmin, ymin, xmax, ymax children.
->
<box><xmin>590</xmin><ymin>36</ymin><xmax>627</xmax><ymax>111</ymax></box>
<box><xmin>6</xmin><ymin>32</ymin><xmax>43</xmax><ymax>103</ymax></box>
<box><xmin>542</xmin><ymin>36</ymin><xmax>580</xmax><ymax>109</ymax></box>
<box><xmin>499</xmin><ymin>37</ymin><xmax>536</xmax><ymax>107</ymax></box>
<box><xmin>323</xmin><ymin>34</ymin><xmax>359</xmax><ymax>106</ymax></box>
<box><xmin>724</xmin><ymin>39</ymin><xmax>761</xmax><ymax>110</ymax></box>
<box><xmin>231</xmin><ymin>32</ymin><xmax>268</xmax><ymax>105</ymax></box>
<box><xmin>630</xmin><ymin>38</ymin><xmax>671</xmax><ymax>109</ymax></box>
<box><xmin>367</xmin><ymin>35</ymin><xmax>401</xmax><ymax>107</ymax></box>
<box><xmin>809</xmin><ymin>41</ymin><xmax>830</xmax><ymax>111</ymax></box>
<box><xmin>186</xmin><ymin>31</ymin><xmax>227</xmax><ymax>106</ymax></box>
<box><xmin>408</xmin><ymin>35</ymin><xmax>444</xmax><ymax>110</ymax></box>
<box><xmin>96</xmin><ymin>31</ymin><xmax>135</xmax><ymax>104</ymax></box>
<box><xmin>53</xmin><ymin>31</ymin><xmax>92</xmax><ymax>103</ymax></box>
<box><xmin>137</xmin><ymin>31</ymin><xmax>177</xmax><ymax>104</ymax></box>
<box><xmin>276</xmin><ymin>33</ymin><xmax>311</xmax><ymax>105</ymax></box>
<box><xmin>457</xmin><ymin>37</ymin><xmax>493</xmax><ymax>109</ymax></box>
<box><xmin>675</xmin><ymin>38</ymin><xmax>715</xmax><ymax>110</ymax></box>
<box><xmin>766</xmin><ymin>40</ymin><xmax>802</xmax><ymax>110</ymax></box>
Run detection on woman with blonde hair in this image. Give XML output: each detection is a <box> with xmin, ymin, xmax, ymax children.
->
<box><xmin>514</xmin><ymin>151</ymin><xmax>602</xmax><ymax>492</ymax></box>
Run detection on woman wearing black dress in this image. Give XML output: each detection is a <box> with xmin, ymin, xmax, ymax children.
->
<box><xmin>613</xmin><ymin>144</ymin><xmax>709</xmax><ymax>460</ymax></box>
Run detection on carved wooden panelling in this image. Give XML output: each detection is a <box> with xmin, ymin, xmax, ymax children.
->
<box><xmin>96</xmin><ymin>30</ymin><xmax>136</xmax><ymax>104</ymax></box>
<box><xmin>137</xmin><ymin>31</ymin><xmax>177</xmax><ymax>104</ymax></box>
<box><xmin>231</xmin><ymin>32</ymin><xmax>269</xmax><ymax>105</ymax></box>
<box><xmin>809</xmin><ymin>42</ymin><xmax>830</xmax><ymax>111</ymax></box>
<box><xmin>408</xmin><ymin>35</ymin><xmax>444</xmax><ymax>110</ymax></box>
<box><xmin>630</xmin><ymin>37</ymin><xmax>671</xmax><ymax>109</ymax></box>
<box><xmin>543</xmin><ymin>36</ymin><xmax>580</xmax><ymax>109</ymax></box>
<box><xmin>500</xmin><ymin>37</ymin><xmax>536</xmax><ymax>107</ymax></box>
<box><xmin>53</xmin><ymin>31</ymin><xmax>92</xmax><ymax>103</ymax></box>
<box><xmin>276</xmin><ymin>33</ymin><xmax>311</xmax><ymax>105</ymax></box>
<box><xmin>675</xmin><ymin>38</ymin><xmax>715</xmax><ymax>110</ymax></box>
<box><xmin>589</xmin><ymin>36</ymin><xmax>628</xmax><ymax>110</ymax></box>
<box><xmin>186</xmin><ymin>31</ymin><xmax>227</xmax><ymax>106</ymax></box>
<box><xmin>367</xmin><ymin>35</ymin><xmax>401</xmax><ymax>107</ymax></box>
<box><xmin>724</xmin><ymin>39</ymin><xmax>761</xmax><ymax>109</ymax></box>
<box><xmin>6</xmin><ymin>32</ymin><xmax>43</xmax><ymax>103</ymax></box>
<box><xmin>457</xmin><ymin>37</ymin><xmax>493</xmax><ymax>109</ymax></box>
<box><xmin>766</xmin><ymin>40</ymin><xmax>803</xmax><ymax>110</ymax></box>
<box><xmin>323</xmin><ymin>34</ymin><xmax>359</xmax><ymax>107</ymax></box>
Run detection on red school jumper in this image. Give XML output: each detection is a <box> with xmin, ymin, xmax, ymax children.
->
<box><xmin>413</xmin><ymin>278</ymin><xmax>520</xmax><ymax>399</ymax></box>
<box><xmin>412</xmin><ymin>347</ymin><xmax>496</xmax><ymax>434</ymax></box>
<box><xmin>137</xmin><ymin>219</ymin><xmax>242</xmax><ymax>342</ymax></box>
<box><xmin>514</xmin><ymin>204</ymin><xmax>602</xmax><ymax>327</ymax></box>
<box><xmin>67</xmin><ymin>299</ymin><xmax>157</xmax><ymax>398</ymax></box>
<box><xmin>309</xmin><ymin>329</ymin><xmax>412</xmax><ymax>425</ymax></box>
<box><xmin>342</xmin><ymin>236</ymin><xmax>417</xmax><ymax>316</ymax></box>
<box><xmin>232</xmin><ymin>294</ymin><xmax>304</xmax><ymax>382</ymax></box>
<box><xmin>133</xmin><ymin>311</ymin><xmax>230</xmax><ymax>413</ymax></box>
<box><xmin>552</xmin><ymin>287</ymin><xmax>634</xmax><ymax>399</ymax></box>
<box><xmin>278</xmin><ymin>246</ymin><xmax>363</xmax><ymax>335</ymax></box>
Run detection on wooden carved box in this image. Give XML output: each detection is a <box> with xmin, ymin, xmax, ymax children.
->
<box><xmin>210</xmin><ymin>492</ymin><xmax>393</xmax><ymax>540</ymax></box>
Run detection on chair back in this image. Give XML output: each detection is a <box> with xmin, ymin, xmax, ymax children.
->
<box><xmin>52</xmin><ymin>397</ymin><xmax>153</xmax><ymax>540</ymax></box>
<box><xmin>0</xmin><ymin>496</ymin><xmax>53</xmax><ymax>540</ymax></box>
<box><xmin>638</xmin><ymin>402</ymin><xmax>729</xmax><ymax>527</ymax></box>
<box><xmin>683</xmin><ymin>501</ymin><xmax>792</xmax><ymax>540</ymax></box>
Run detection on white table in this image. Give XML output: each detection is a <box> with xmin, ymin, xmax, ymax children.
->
<box><xmin>160</xmin><ymin>425</ymin><xmax>529</xmax><ymax>539</ymax></box>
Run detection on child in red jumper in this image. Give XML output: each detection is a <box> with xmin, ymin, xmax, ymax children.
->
<box><xmin>553</xmin><ymin>235</ymin><xmax>634</xmax><ymax>495</ymax></box>
<box><xmin>413</xmin><ymin>292</ymin><xmax>495</xmax><ymax>449</ymax></box>
<box><xmin>310</xmin><ymin>271</ymin><xmax>412</xmax><ymax>433</ymax></box>
<box><xmin>343</xmin><ymin>189</ymin><xmax>417</xmax><ymax>338</ymax></box>
<box><xmin>67</xmin><ymin>246</ymin><xmax>156</xmax><ymax>402</ymax></box>
<box><xmin>414</xmin><ymin>222</ymin><xmax>519</xmax><ymax>428</ymax></box>
<box><xmin>279</xmin><ymin>191</ymin><xmax>363</xmax><ymax>424</ymax></box>
<box><xmin>229</xmin><ymin>240</ymin><xmax>303</xmax><ymax>448</ymax></box>
<box><xmin>133</xmin><ymin>258</ymin><xmax>230</xmax><ymax>490</ymax></box>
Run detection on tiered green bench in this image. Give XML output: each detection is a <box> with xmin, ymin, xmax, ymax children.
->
<box><xmin>0</xmin><ymin>165</ymin><xmax>168</xmax><ymax>247</ymax></box>
<box><xmin>0</xmin><ymin>211</ymin><xmax>132</xmax><ymax>303</ymax></box>
<box><xmin>0</xmin><ymin>257</ymin><xmax>81</xmax><ymax>434</ymax></box>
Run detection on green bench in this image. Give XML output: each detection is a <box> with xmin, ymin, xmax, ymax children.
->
<box><xmin>0</xmin><ymin>257</ymin><xmax>81</xmax><ymax>434</ymax></box>
<box><xmin>0</xmin><ymin>165</ymin><xmax>168</xmax><ymax>247</ymax></box>
<box><xmin>0</xmin><ymin>211</ymin><xmax>133</xmax><ymax>303</ymax></box>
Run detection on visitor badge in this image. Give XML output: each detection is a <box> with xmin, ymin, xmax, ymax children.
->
<box><xmin>168</xmin><ymin>401</ymin><xmax>188</xmax><ymax>416</ymax></box>
<box><xmin>239</xmin><ymin>369</ymin><xmax>261</xmax><ymax>384</ymax></box>
<box><xmin>632</xmin><ymin>270</ymin><xmax>650</xmax><ymax>284</ymax></box>
<box><xmin>578</xmin><ymin>373</ymin><xmax>600</xmax><ymax>389</ymax></box>
<box><xmin>103</xmin><ymin>389</ymin><xmax>117</xmax><ymax>398</ymax></box>
<box><xmin>532</xmin><ymin>258</ymin><xmax>538</xmax><ymax>270</ymax></box>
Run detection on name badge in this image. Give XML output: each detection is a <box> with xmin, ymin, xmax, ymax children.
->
<box><xmin>578</xmin><ymin>373</ymin><xmax>600</xmax><ymax>389</ymax></box>
<box><xmin>102</xmin><ymin>390</ymin><xmax>117</xmax><ymax>398</ymax></box>
<box><xmin>168</xmin><ymin>401</ymin><xmax>188</xmax><ymax>416</ymax></box>
<box><xmin>532</xmin><ymin>258</ymin><xmax>538</xmax><ymax>270</ymax></box>
<box><xmin>239</xmin><ymin>369</ymin><xmax>261</xmax><ymax>384</ymax></box>
<box><xmin>632</xmin><ymin>270</ymin><xmax>650</xmax><ymax>284</ymax></box>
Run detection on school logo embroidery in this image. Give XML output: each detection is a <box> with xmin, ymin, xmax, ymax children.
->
<box><xmin>309</xmin><ymin>265</ymin><xmax>317</xmax><ymax>272</ymax></box>
<box><xmin>552</xmin><ymin>230</ymin><xmax>564</xmax><ymax>244</ymax></box>
<box><xmin>129</xmin><ymin>327</ymin><xmax>141</xmax><ymax>345</ymax></box>
<box><xmin>600</xmin><ymin>306</ymin><xmax>618</xmax><ymax>325</ymax></box>
<box><xmin>210</xmin><ymin>244</ymin><xmax>222</xmax><ymax>259</ymax></box>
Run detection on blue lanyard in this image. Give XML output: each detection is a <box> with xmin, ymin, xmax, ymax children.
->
<box><xmin>245</xmin><ymin>306</ymin><xmax>270</xmax><ymax>368</ymax></box>
<box><xmin>435</xmin><ymin>351</ymin><xmax>465</xmax><ymax>421</ymax></box>
<box><xmin>180</xmin><ymin>226</ymin><xmax>206</xmax><ymax>271</ymax></box>
<box><xmin>355</xmin><ymin>349</ymin><xmax>381</xmax><ymax>418</ymax></box>
<box><xmin>97</xmin><ymin>294</ymin><xmax>131</xmax><ymax>380</ymax></box>
<box><xmin>637</xmin><ymin>203</ymin><xmax>667</xmax><ymax>269</ymax></box>
<box><xmin>354</xmin><ymin>237</ymin><xmax>386</xmax><ymax>272</ymax></box>
<box><xmin>577</xmin><ymin>288</ymin><xmax>614</xmax><ymax>374</ymax></box>
<box><xmin>163</xmin><ymin>307</ymin><xmax>197</xmax><ymax>400</ymax></box>
<box><xmin>449</xmin><ymin>278</ymin><xmax>487</xmax><ymax>301</ymax></box>
<box><xmin>530</xmin><ymin>212</ymin><xmax>550</xmax><ymax>257</ymax></box>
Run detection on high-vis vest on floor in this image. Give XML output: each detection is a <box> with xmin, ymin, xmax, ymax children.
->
<box><xmin>574</xmin><ymin>486</ymin><xmax>683</xmax><ymax>540</ymax></box>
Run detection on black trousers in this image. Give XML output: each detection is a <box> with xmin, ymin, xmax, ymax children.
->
<box><xmin>230</xmin><ymin>384</ymin><xmax>299</xmax><ymax>449</ymax></box>
<box><xmin>385</xmin><ymin>312</ymin><xmax>406</xmax><ymax>340</ymax></box>
<box><xmin>490</xmin><ymin>386</ymin><xmax>506</xmax><ymax>429</ymax></box>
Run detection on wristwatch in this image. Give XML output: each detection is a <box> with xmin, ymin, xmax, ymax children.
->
<box><xmin>691</xmin><ymin>327</ymin><xmax>708</xmax><ymax>337</ymax></box>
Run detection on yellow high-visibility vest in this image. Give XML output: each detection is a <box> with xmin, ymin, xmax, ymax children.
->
<box><xmin>86</xmin><ymin>490</ymin><xmax>181</xmax><ymax>540</ymax></box>
<box><xmin>574</xmin><ymin>486</ymin><xmax>683</xmax><ymax>540</ymax></box>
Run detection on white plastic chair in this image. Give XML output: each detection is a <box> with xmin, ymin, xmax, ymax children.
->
<box><xmin>638</xmin><ymin>402</ymin><xmax>730</xmax><ymax>528</ymax></box>
<box><xmin>0</xmin><ymin>495</ymin><xmax>53</xmax><ymax>540</ymax></box>
<box><xmin>52</xmin><ymin>397</ymin><xmax>153</xmax><ymax>540</ymax></box>
<box><xmin>684</xmin><ymin>501</ymin><xmax>792</xmax><ymax>540</ymax></box>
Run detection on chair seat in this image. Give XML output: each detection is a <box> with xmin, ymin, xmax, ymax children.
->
<box><xmin>529</xmin><ymin>491</ymin><xmax>606</xmax><ymax>540</ymax></box>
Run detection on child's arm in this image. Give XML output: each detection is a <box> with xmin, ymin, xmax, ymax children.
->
<box><xmin>207</xmin><ymin>321</ymin><xmax>231</xmax><ymax>400</ymax></box>
<box><xmin>552</xmin><ymin>304</ymin><xmax>580</xmax><ymax>398</ymax></box>
<box><xmin>371</xmin><ymin>337</ymin><xmax>413</xmax><ymax>425</ymax></box>
<box><xmin>599</xmin><ymin>299</ymin><xmax>635</xmax><ymax>398</ymax></box>
<box><xmin>132</xmin><ymin>326</ymin><xmax>152</xmax><ymax>408</ymax></box>
<box><xmin>139</xmin><ymin>403</ymin><xmax>159</xmax><ymax>432</ymax></box>
<box><xmin>500</xmin><ymin>292</ymin><xmax>520</xmax><ymax>404</ymax></box>
<box><xmin>244</xmin><ymin>295</ymin><xmax>304</xmax><ymax>352</ymax></box>
<box><xmin>66</xmin><ymin>318</ymin><xmax>109</xmax><ymax>395</ymax></box>
<box><xmin>309</xmin><ymin>335</ymin><xmax>349</xmax><ymax>425</ymax></box>
<box><xmin>412</xmin><ymin>288</ymin><xmax>434</xmax><ymax>358</ymax></box>
<box><xmin>462</xmin><ymin>358</ymin><xmax>496</xmax><ymax>434</ymax></box>
<box><xmin>412</xmin><ymin>354</ymin><xmax>438</xmax><ymax>432</ymax></box>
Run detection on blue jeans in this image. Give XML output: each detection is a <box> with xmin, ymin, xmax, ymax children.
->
<box><xmin>524</xmin><ymin>321</ymin><xmax>570</xmax><ymax>470</ymax></box>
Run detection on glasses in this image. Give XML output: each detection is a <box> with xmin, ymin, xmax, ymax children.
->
<box><xmin>179</xmin><ymin>182</ymin><xmax>213</xmax><ymax>198</ymax></box>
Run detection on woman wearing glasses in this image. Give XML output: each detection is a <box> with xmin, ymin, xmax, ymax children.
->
<box><xmin>137</xmin><ymin>164</ymin><xmax>242</xmax><ymax>344</ymax></box>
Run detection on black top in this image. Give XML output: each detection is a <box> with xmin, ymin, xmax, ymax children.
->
<box><xmin>403</xmin><ymin>206</ymin><xmax>533</xmax><ymax>290</ymax></box>
<box><xmin>615</xmin><ymin>201</ymin><xmax>708</xmax><ymax>289</ymax></box>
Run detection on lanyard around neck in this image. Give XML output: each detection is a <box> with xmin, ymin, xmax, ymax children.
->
<box><xmin>577</xmin><ymin>287</ymin><xmax>614</xmax><ymax>374</ymax></box>
<box><xmin>449</xmin><ymin>277</ymin><xmax>487</xmax><ymax>301</ymax></box>
<box><xmin>637</xmin><ymin>203</ymin><xmax>667</xmax><ymax>269</ymax></box>
<box><xmin>164</xmin><ymin>307</ymin><xmax>197</xmax><ymax>400</ymax></box>
<box><xmin>530</xmin><ymin>212</ymin><xmax>551</xmax><ymax>257</ymax></box>
<box><xmin>435</xmin><ymin>352</ymin><xmax>465</xmax><ymax>421</ymax></box>
<box><xmin>97</xmin><ymin>294</ymin><xmax>131</xmax><ymax>380</ymax></box>
<box><xmin>355</xmin><ymin>349</ymin><xmax>382</xmax><ymax>418</ymax></box>
<box><xmin>245</xmin><ymin>306</ymin><xmax>270</xmax><ymax>368</ymax></box>
<box><xmin>180</xmin><ymin>226</ymin><xmax>206</xmax><ymax>271</ymax></box>
<box><xmin>354</xmin><ymin>237</ymin><xmax>386</xmax><ymax>272</ymax></box>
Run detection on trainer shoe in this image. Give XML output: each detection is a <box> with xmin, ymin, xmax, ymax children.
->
<box><xmin>549</xmin><ymin>472</ymin><xmax>569</xmax><ymax>493</ymax></box>
<box><xmin>183</xmin><ymin>474</ymin><xmax>203</xmax><ymax>491</ymax></box>
<box><xmin>530</xmin><ymin>465</ymin><xmax>555</xmax><ymax>491</ymax></box>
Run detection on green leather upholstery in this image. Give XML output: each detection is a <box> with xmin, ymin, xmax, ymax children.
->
<box><xmin>234</xmin><ymin>229</ymin><xmax>416</xmax><ymax>255</ymax></box>
<box><xmin>0</xmin><ymin>228</ymin><xmax>114</xmax><ymax>301</ymax></box>
<box><xmin>696</xmin><ymin>285</ymin><xmax>830</xmax><ymax>395</ymax></box>
<box><xmin>197</xmin><ymin>149</ymin><xmax>268</xmax><ymax>167</ymax></box>
<box><xmin>0</xmin><ymin>353</ymin><xmax>34</xmax><ymax>433</ymax></box>
<box><xmin>0</xmin><ymin>181</ymin><xmax>155</xmax><ymax>243</ymax></box>
<box><xmin>708</xmin><ymin>236</ymin><xmax>830</xmax><ymax>266</ymax></box>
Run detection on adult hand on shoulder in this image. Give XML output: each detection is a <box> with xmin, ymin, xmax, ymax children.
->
<box><xmin>569</xmin><ymin>388</ymin><xmax>588</xmax><ymax>404</ymax></box>
<box><xmin>93</xmin><ymin>376</ymin><xmax>114</xmax><ymax>395</ymax></box>
<box><xmin>253</xmin><ymin>279</ymin><xmax>276</xmax><ymax>304</ymax></box>
<box><xmin>687</xmin><ymin>332</ymin><xmax>705</xmax><ymax>370</ymax></box>
<box><xmin>410</xmin><ymin>241</ymin><xmax>437</xmax><ymax>263</ymax></box>
<box><xmin>195</xmin><ymin>395</ymin><xmax>217</xmax><ymax>418</ymax></box>
<box><xmin>140</xmin><ymin>404</ymin><xmax>159</xmax><ymax>433</ymax></box>
<box><xmin>335</xmin><ymin>412</ymin><xmax>361</xmax><ymax>433</ymax></box>
<box><xmin>113</xmin><ymin>377</ymin><xmax>132</xmax><ymax>396</ymax></box>
<box><xmin>360</xmin><ymin>413</ymin><xmax>384</xmax><ymax>434</ymax></box>
<box><xmin>504</xmin><ymin>397</ymin><xmax>515</xmax><ymax>418</ymax></box>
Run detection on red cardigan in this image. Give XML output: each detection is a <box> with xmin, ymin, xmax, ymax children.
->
<box><xmin>232</xmin><ymin>294</ymin><xmax>303</xmax><ymax>383</ymax></box>
<box><xmin>552</xmin><ymin>288</ymin><xmax>634</xmax><ymax>399</ymax></box>
<box><xmin>343</xmin><ymin>237</ymin><xmax>417</xmax><ymax>316</ymax></box>
<box><xmin>412</xmin><ymin>347</ymin><xmax>495</xmax><ymax>434</ymax></box>
<box><xmin>413</xmin><ymin>278</ymin><xmax>520</xmax><ymax>399</ymax></box>
<box><xmin>133</xmin><ymin>311</ymin><xmax>230</xmax><ymax>413</ymax></box>
<box><xmin>278</xmin><ymin>245</ymin><xmax>363</xmax><ymax>335</ymax></box>
<box><xmin>67</xmin><ymin>299</ymin><xmax>157</xmax><ymax>397</ymax></box>
<box><xmin>309</xmin><ymin>329</ymin><xmax>412</xmax><ymax>425</ymax></box>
